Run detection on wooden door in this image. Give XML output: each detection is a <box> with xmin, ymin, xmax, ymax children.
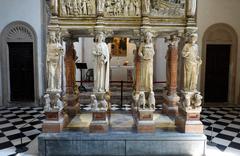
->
<box><xmin>205</xmin><ymin>44</ymin><xmax>231</xmax><ymax>102</ymax></box>
<box><xmin>8</xmin><ymin>42</ymin><xmax>34</xmax><ymax>102</ymax></box>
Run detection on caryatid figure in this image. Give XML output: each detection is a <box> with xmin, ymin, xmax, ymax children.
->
<box><xmin>187</xmin><ymin>0</ymin><xmax>197</xmax><ymax>17</ymax></box>
<box><xmin>182</xmin><ymin>33</ymin><xmax>202</xmax><ymax>92</ymax></box>
<box><xmin>138</xmin><ymin>32</ymin><xmax>155</xmax><ymax>92</ymax></box>
<box><xmin>142</xmin><ymin>0</ymin><xmax>150</xmax><ymax>15</ymax></box>
<box><xmin>46</xmin><ymin>31</ymin><xmax>64</xmax><ymax>93</ymax></box>
<box><xmin>92</xmin><ymin>32</ymin><xmax>110</xmax><ymax>92</ymax></box>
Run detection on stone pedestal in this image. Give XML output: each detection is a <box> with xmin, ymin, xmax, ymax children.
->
<box><xmin>42</xmin><ymin>110</ymin><xmax>64</xmax><ymax>133</ymax></box>
<box><xmin>163</xmin><ymin>93</ymin><xmax>180</xmax><ymax>117</ymax></box>
<box><xmin>176</xmin><ymin>108</ymin><xmax>203</xmax><ymax>133</ymax></box>
<box><xmin>136</xmin><ymin>110</ymin><xmax>155</xmax><ymax>133</ymax></box>
<box><xmin>63</xmin><ymin>93</ymin><xmax>80</xmax><ymax>127</ymax></box>
<box><xmin>89</xmin><ymin>111</ymin><xmax>108</xmax><ymax>133</ymax></box>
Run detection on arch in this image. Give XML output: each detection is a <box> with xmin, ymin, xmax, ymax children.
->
<box><xmin>0</xmin><ymin>21</ymin><xmax>39</xmax><ymax>105</ymax></box>
<box><xmin>201</xmin><ymin>23</ymin><xmax>238</xmax><ymax>104</ymax></box>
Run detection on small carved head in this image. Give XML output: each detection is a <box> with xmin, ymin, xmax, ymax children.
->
<box><xmin>145</xmin><ymin>32</ymin><xmax>153</xmax><ymax>44</ymax></box>
<box><xmin>189</xmin><ymin>33</ymin><xmax>198</xmax><ymax>44</ymax></box>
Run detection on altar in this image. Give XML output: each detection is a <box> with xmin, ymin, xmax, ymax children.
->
<box><xmin>40</xmin><ymin>0</ymin><xmax>206</xmax><ymax>156</ymax></box>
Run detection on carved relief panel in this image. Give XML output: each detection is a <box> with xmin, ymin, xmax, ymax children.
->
<box><xmin>105</xmin><ymin>0</ymin><xmax>141</xmax><ymax>17</ymax></box>
<box><xmin>150</xmin><ymin>0</ymin><xmax>186</xmax><ymax>17</ymax></box>
<box><xmin>60</xmin><ymin>0</ymin><xmax>96</xmax><ymax>16</ymax></box>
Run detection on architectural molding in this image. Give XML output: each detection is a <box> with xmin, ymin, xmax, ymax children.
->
<box><xmin>201</xmin><ymin>23</ymin><xmax>238</xmax><ymax>105</ymax></box>
<box><xmin>0</xmin><ymin>21</ymin><xmax>39</xmax><ymax>106</ymax></box>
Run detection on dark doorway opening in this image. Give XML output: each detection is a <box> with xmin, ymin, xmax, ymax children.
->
<box><xmin>8</xmin><ymin>42</ymin><xmax>34</xmax><ymax>102</ymax></box>
<box><xmin>205</xmin><ymin>44</ymin><xmax>231</xmax><ymax>102</ymax></box>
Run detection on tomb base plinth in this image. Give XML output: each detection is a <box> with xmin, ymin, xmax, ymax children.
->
<box><xmin>42</xmin><ymin>110</ymin><xmax>64</xmax><ymax>133</ymax></box>
<box><xmin>136</xmin><ymin>110</ymin><xmax>155</xmax><ymax>133</ymax></box>
<box><xmin>162</xmin><ymin>94</ymin><xmax>179</xmax><ymax>117</ymax></box>
<box><xmin>89</xmin><ymin>111</ymin><xmax>108</xmax><ymax>133</ymax></box>
<box><xmin>176</xmin><ymin>108</ymin><xmax>203</xmax><ymax>133</ymax></box>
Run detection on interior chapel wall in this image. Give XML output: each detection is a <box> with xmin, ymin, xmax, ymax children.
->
<box><xmin>0</xmin><ymin>0</ymin><xmax>45</xmax><ymax>106</ymax></box>
<box><xmin>197</xmin><ymin>0</ymin><xmax>240</xmax><ymax>104</ymax></box>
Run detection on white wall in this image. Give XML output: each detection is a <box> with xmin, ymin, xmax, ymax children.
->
<box><xmin>0</xmin><ymin>0</ymin><xmax>45</xmax><ymax>105</ymax></box>
<box><xmin>197</xmin><ymin>0</ymin><xmax>240</xmax><ymax>104</ymax></box>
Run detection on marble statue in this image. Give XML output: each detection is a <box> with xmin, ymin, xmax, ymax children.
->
<box><xmin>99</xmin><ymin>99</ymin><xmax>108</xmax><ymax>111</ymax></box>
<box><xmin>55</xmin><ymin>93</ymin><xmax>64</xmax><ymax>110</ymax></box>
<box><xmin>138</xmin><ymin>32</ymin><xmax>155</xmax><ymax>92</ymax></box>
<box><xmin>182</xmin><ymin>92</ymin><xmax>191</xmax><ymax>110</ymax></box>
<box><xmin>65</xmin><ymin>42</ymin><xmax>78</xmax><ymax>94</ymax></box>
<box><xmin>187</xmin><ymin>0</ymin><xmax>197</xmax><ymax>17</ymax></box>
<box><xmin>137</xmin><ymin>91</ymin><xmax>146</xmax><ymax>109</ymax></box>
<box><xmin>90</xmin><ymin>94</ymin><xmax>98</xmax><ymax>110</ymax></box>
<box><xmin>182</xmin><ymin>33</ymin><xmax>202</xmax><ymax>92</ymax></box>
<box><xmin>92</xmin><ymin>32</ymin><xmax>110</xmax><ymax>92</ymax></box>
<box><xmin>192</xmin><ymin>92</ymin><xmax>202</xmax><ymax>108</ymax></box>
<box><xmin>44</xmin><ymin>94</ymin><xmax>52</xmax><ymax>111</ymax></box>
<box><xmin>148</xmin><ymin>91</ymin><xmax>155</xmax><ymax>110</ymax></box>
<box><xmin>46</xmin><ymin>31</ymin><xmax>63</xmax><ymax>93</ymax></box>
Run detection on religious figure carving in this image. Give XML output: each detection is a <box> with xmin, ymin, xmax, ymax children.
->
<box><xmin>150</xmin><ymin>0</ymin><xmax>185</xmax><ymax>17</ymax></box>
<box><xmin>98</xmin><ymin>0</ymin><xmax>105</xmax><ymax>13</ymax></box>
<box><xmin>182</xmin><ymin>91</ymin><xmax>202</xmax><ymax>110</ymax></box>
<box><xmin>105</xmin><ymin>0</ymin><xmax>140</xmax><ymax>16</ymax></box>
<box><xmin>46</xmin><ymin>31</ymin><xmax>64</xmax><ymax>93</ymax></box>
<box><xmin>55</xmin><ymin>93</ymin><xmax>64</xmax><ymax>110</ymax></box>
<box><xmin>61</xmin><ymin>0</ymin><xmax>96</xmax><ymax>16</ymax></box>
<box><xmin>182</xmin><ymin>33</ymin><xmax>202</xmax><ymax>92</ymax></box>
<box><xmin>143</xmin><ymin>0</ymin><xmax>150</xmax><ymax>15</ymax></box>
<box><xmin>92</xmin><ymin>32</ymin><xmax>110</xmax><ymax>92</ymax></box>
<box><xmin>187</xmin><ymin>0</ymin><xmax>197</xmax><ymax>17</ymax></box>
<box><xmin>65</xmin><ymin>42</ymin><xmax>78</xmax><ymax>94</ymax></box>
<box><xmin>138</xmin><ymin>32</ymin><xmax>155</xmax><ymax>92</ymax></box>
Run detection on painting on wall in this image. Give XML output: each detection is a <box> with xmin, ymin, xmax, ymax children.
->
<box><xmin>111</xmin><ymin>37</ymin><xmax>128</xmax><ymax>57</ymax></box>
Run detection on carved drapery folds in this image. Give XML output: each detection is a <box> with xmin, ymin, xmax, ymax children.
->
<box><xmin>60</xmin><ymin>0</ymin><xmax>96</xmax><ymax>16</ymax></box>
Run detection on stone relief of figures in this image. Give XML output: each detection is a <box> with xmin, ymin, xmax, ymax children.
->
<box><xmin>150</xmin><ymin>0</ymin><xmax>185</xmax><ymax>17</ymax></box>
<box><xmin>182</xmin><ymin>33</ymin><xmax>202</xmax><ymax>92</ymax></box>
<box><xmin>90</xmin><ymin>94</ymin><xmax>108</xmax><ymax>111</ymax></box>
<box><xmin>105</xmin><ymin>0</ymin><xmax>141</xmax><ymax>16</ymax></box>
<box><xmin>181</xmin><ymin>91</ymin><xmax>202</xmax><ymax>111</ymax></box>
<box><xmin>60</xmin><ymin>0</ymin><xmax>96</xmax><ymax>16</ymax></box>
<box><xmin>137</xmin><ymin>91</ymin><xmax>155</xmax><ymax>110</ymax></box>
<box><xmin>46</xmin><ymin>31</ymin><xmax>64</xmax><ymax>93</ymax></box>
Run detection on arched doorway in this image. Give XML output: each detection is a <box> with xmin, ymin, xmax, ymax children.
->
<box><xmin>0</xmin><ymin>21</ymin><xmax>38</xmax><ymax>105</ymax></box>
<box><xmin>201</xmin><ymin>23</ymin><xmax>238</xmax><ymax>104</ymax></box>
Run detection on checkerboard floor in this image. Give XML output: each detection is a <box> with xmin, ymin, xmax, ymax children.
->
<box><xmin>0</xmin><ymin>106</ymin><xmax>240</xmax><ymax>155</ymax></box>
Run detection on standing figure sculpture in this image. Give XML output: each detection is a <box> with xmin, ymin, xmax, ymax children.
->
<box><xmin>46</xmin><ymin>31</ymin><xmax>63</xmax><ymax>93</ymax></box>
<box><xmin>143</xmin><ymin>0</ymin><xmax>150</xmax><ymax>15</ymax></box>
<box><xmin>182</xmin><ymin>33</ymin><xmax>202</xmax><ymax>92</ymax></box>
<box><xmin>65</xmin><ymin>42</ymin><xmax>78</xmax><ymax>94</ymax></box>
<box><xmin>92</xmin><ymin>32</ymin><xmax>110</xmax><ymax>92</ymax></box>
<box><xmin>138</xmin><ymin>32</ymin><xmax>155</xmax><ymax>92</ymax></box>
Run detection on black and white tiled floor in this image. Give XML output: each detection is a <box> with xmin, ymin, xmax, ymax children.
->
<box><xmin>0</xmin><ymin>106</ymin><xmax>240</xmax><ymax>155</ymax></box>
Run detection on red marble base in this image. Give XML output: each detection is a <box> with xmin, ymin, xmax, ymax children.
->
<box><xmin>42</xmin><ymin>118</ymin><xmax>64</xmax><ymax>133</ymax></box>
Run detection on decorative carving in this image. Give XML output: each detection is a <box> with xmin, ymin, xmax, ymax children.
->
<box><xmin>90</xmin><ymin>93</ymin><xmax>108</xmax><ymax>111</ymax></box>
<box><xmin>105</xmin><ymin>0</ymin><xmax>141</xmax><ymax>16</ymax></box>
<box><xmin>150</xmin><ymin>0</ymin><xmax>185</xmax><ymax>17</ymax></box>
<box><xmin>137</xmin><ymin>91</ymin><xmax>146</xmax><ymax>109</ymax></box>
<box><xmin>60</xmin><ymin>0</ymin><xmax>96</xmax><ymax>16</ymax></box>
<box><xmin>148</xmin><ymin>91</ymin><xmax>155</xmax><ymax>110</ymax></box>
<box><xmin>181</xmin><ymin>91</ymin><xmax>202</xmax><ymax>111</ymax></box>
<box><xmin>187</xmin><ymin>0</ymin><xmax>196</xmax><ymax>17</ymax></box>
<box><xmin>137</xmin><ymin>91</ymin><xmax>155</xmax><ymax>110</ymax></box>
<box><xmin>6</xmin><ymin>24</ymin><xmax>33</xmax><ymax>42</ymax></box>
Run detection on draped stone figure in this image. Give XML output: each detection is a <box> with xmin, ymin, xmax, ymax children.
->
<box><xmin>98</xmin><ymin>0</ymin><xmax>105</xmax><ymax>13</ymax></box>
<box><xmin>187</xmin><ymin>0</ymin><xmax>197</xmax><ymax>17</ymax></box>
<box><xmin>65</xmin><ymin>42</ymin><xmax>78</xmax><ymax>94</ymax></box>
<box><xmin>182</xmin><ymin>33</ymin><xmax>202</xmax><ymax>92</ymax></box>
<box><xmin>92</xmin><ymin>32</ymin><xmax>110</xmax><ymax>92</ymax></box>
<box><xmin>46</xmin><ymin>31</ymin><xmax>63</xmax><ymax>93</ymax></box>
<box><xmin>143</xmin><ymin>0</ymin><xmax>150</xmax><ymax>15</ymax></box>
<box><xmin>138</xmin><ymin>32</ymin><xmax>155</xmax><ymax>92</ymax></box>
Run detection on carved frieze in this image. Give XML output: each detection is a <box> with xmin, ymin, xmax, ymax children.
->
<box><xmin>60</xmin><ymin>0</ymin><xmax>96</xmax><ymax>16</ymax></box>
<box><xmin>105</xmin><ymin>0</ymin><xmax>141</xmax><ymax>17</ymax></box>
<box><xmin>150</xmin><ymin>0</ymin><xmax>185</xmax><ymax>17</ymax></box>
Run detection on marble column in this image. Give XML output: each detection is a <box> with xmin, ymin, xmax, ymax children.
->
<box><xmin>62</xmin><ymin>37</ymin><xmax>80</xmax><ymax>128</ymax></box>
<box><xmin>163</xmin><ymin>35</ymin><xmax>180</xmax><ymax>117</ymax></box>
